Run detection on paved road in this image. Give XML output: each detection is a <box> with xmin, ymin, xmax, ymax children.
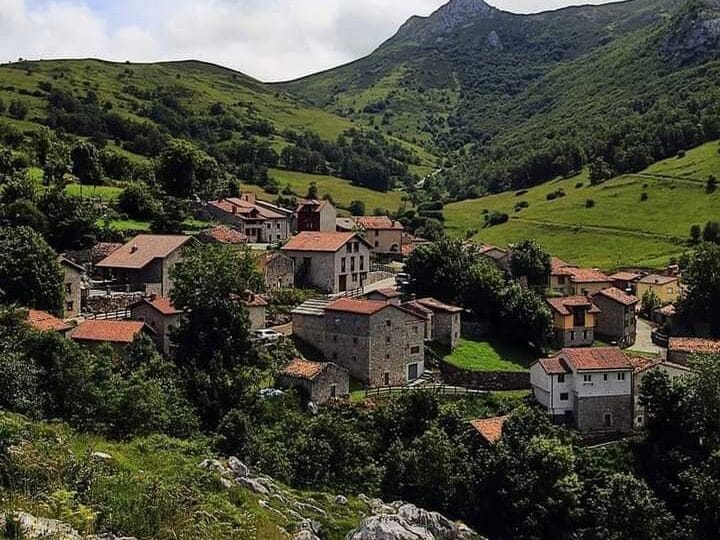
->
<box><xmin>633</xmin><ymin>318</ymin><xmax>666</xmax><ymax>358</ymax></box>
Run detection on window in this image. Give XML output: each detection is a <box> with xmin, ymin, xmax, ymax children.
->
<box><xmin>352</xmin><ymin>273</ymin><xmax>358</xmax><ymax>282</ymax></box>
<box><xmin>558</xmin><ymin>374</ymin><xmax>565</xmax><ymax>383</ymax></box>
<box><xmin>667</xmin><ymin>287</ymin><xmax>674</xmax><ymax>294</ymax></box>
<box><xmin>360</xmin><ymin>256</ymin><xmax>365</xmax><ymax>271</ymax></box>
<box><xmin>333</xmin><ymin>335</ymin><xmax>337</xmax><ymax>343</ymax></box>
<box><xmin>560</xmin><ymin>392</ymin><xmax>569</xmax><ymax>401</ymax></box>
<box><xmin>570</xmin><ymin>331</ymin><xmax>576</xmax><ymax>341</ymax></box>
<box><xmin>386</xmin><ymin>336</ymin><xmax>391</xmax><ymax>344</ymax></box>
<box><xmin>411</xmin><ymin>346</ymin><xmax>420</xmax><ymax>354</ymax></box>
<box><xmin>572</xmin><ymin>307</ymin><xmax>585</xmax><ymax>328</ymax></box>
<box><xmin>583</xmin><ymin>374</ymin><xmax>592</xmax><ymax>383</ymax></box>
<box><xmin>617</xmin><ymin>372</ymin><xmax>626</xmax><ymax>381</ymax></box>
<box><xmin>413</xmin><ymin>326</ymin><xmax>418</xmax><ymax>334</ymax></box>
<box><xmin>354</xmin><ymin>243</ymin><xmax>359</xmax><ymax>253</ymax></box>
<box><xmin>637</xmin><ymin>415</ymin><xmax>644</xmax><ymax>425</ymax></box>
<box><xmin>603</xmin><ymin>374</ymin><xmax>609</xmax><ymax>381</ymax></box>
<box><xmin>383</xmin><ymin>372</ymin><xmax>390</xmax><ymax>386</ymax></box>
<box><xmin>604</xmin><ymin>413</ymin><xmax>613</xmax><ymax>428</ymax></box>
<box><xmin>351</xmin><ymin>355</ymin><xmax>357</xmax><ymax>362</ymax></box>
<box><xmin>346</xmin><ymin>244</ymin><xmax>352</xmax><ymax>253</ymax></box>
<box><xmin>341</xmin><ymin>258</ymin><xmax>346</xmax><ymax>272</ymax></box>
<box><xmin>66</xmin><ymin>301</ymin><xmax>74</xmax><ymax>312</ymax></box>
<box><xmin>583</xmin><ymin>330</ymin><xmax>589</xmax><ymax>340</ymax></box>
<box><xmin>558</xmin><ymin>276</ymin><xmax>566</xmax><ymax>285</ymax></box>
<box><xmin>330</xmin><ymin>385</ymin><xmax>337</xmax><ymax>399</ymax></box>
<box><xmin>351</xmin><ymin>257</ymin><xmax>355</xmax><ymax>271</ymax></box>
<box><xmin>276</xmin><ymin>223</ymin><xmax>281</xmax><ymax>229</ymax></box>
<box><xmin>65</xmin><ymin>283</ymin><xmax>72</xmax><ymax>294</ymax></box>
<box><xmin>353</xmin><ymin>337</ymin><xmax>358</xmax><ymax>344</ymax></box>
<box><xmin>374</xmin><ymin>241</ymin><xmax>379</xmax><ymax>248</ymax></box>
<box><xmin>386</xmin><ymin>320</ymin><xmax>392</xmax><ymax>327</ymax></box>
<box><xmin>408</xmin><ymin>363</ymin><xmax>419</xmax><ymax>381</ymax></box>
<box><xmin>375</xmin><ymin>230</ymin><xmax>379</xmax><ymax>237</ymax></box>
<box><xmin>267</xmin><ymin>223</ymin><xmax>271</xmax><ymax>229</ymax></box>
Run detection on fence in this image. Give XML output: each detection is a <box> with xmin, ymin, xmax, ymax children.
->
<box><xmin>363</xmin><ymin>383</ymin><xmax>487</xmax><ymax>399</ymax></box>
<box><xmin>84</xmin><ymin>309</ymin><xmax>131</xmax><ymax>321</ymax></box>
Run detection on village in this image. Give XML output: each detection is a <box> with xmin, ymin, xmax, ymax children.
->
<box><xmin>21</xmin><ymin>189</ymin><xmax>716</xmax><ymax>447</ymax></box>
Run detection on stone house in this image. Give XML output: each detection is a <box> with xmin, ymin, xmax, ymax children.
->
<box><xmin>256</xmin><ymin>252</ymin><xmax>295</xmax><ymax>290</ymax></box>
<box><xmin>294</xmin><ymin>200</ymin><xmax>337</xmax><ymax>233</ymax></box>
<box><xmin>530</xmin><ymin>347</ymin><xmax>634</xmax><ymax>433</ymax></box>
<box><xmin>636</xmin><ymin>274</ymin><xmax>680</xmax><ymax>306</ymax></box>
<box><xmin>59</xmin><ymin>257</ymin><xmax>84</xmax><ymax>319</ymax></box>
<box><xmin>353</xmin><ymin>216</ymin><xmax>404</xmax><ymax>255</ymax></box>
<box><xmin>366</xmin><ymin>288</ymin><xmax>402</xmax><ymax>306</ymax></box>
<box><xmin>668</xmin><ymin>337</ymin><xmax>720</xmax><ymax>366</ymax></box>
<box><xmin>609</xmin><ymin>271</ymin><xmax>643</xmax><ymax>295</ymax></box>
<box><xmin>592</xmin><ymin>287</ymin><xmax>639</xmax><ymax>348</ymax></box>
<box><xmin>411</xmin><ymin>297</ymin><xmax>462</xmax><ymax>350</ymax></box>
<box><xmin>547</xmin><ymin>296</ymin><xmax>600</xmax><ymax>348</ymax></box>
<box><xmin>281</xmin><ymin>232</ymin><xmax>372</xmax><ymax>294</ymax></box>
<box><xmin>206</xmin><ymin>194</ymin><xmax>291</xmax><ymax>244</ymax></box>
<box><xmin>243</xmin><ymin>292</ymin><xmax>268</xmax><ymax>330</ymax></box>
<box><xmin>70</xmin><ymin>320</ymin><xmax>151</xmax><ymax>351</ymax></box>
<box><xmin>469</xmin><ymin>416</ymin><xmax>508</xmax><ymax>446</ymax></box>
<box><xmin>291</xmin><ymin>298</ymin><xmax>426</xmax><ymax>387</ymax></box>
<box><xmin>478</xmin><ymin>245</ymin><xmax>511</xmax><ymax>273</ymax></box>
<box><xmin>197</xmin><ymin>225</ymin><xmax>248</xmax><ymax>247</ymax></box>
<box><xmin>95</xmin><ymin>235</ymin><xmax>193</xmax><ymax>297</ymax></box>
<box><xmin>130</xmin><ymin>296</ymin><xmax>183</xmax><ymax>355</ymax></box>
<box><xmin>628</xmin><ymin>356</ymin><xmax>691</xmax><ymax>429</ymax></box>
<box><xmin>550</xmin><ymin>259</ymin><xmax>612</xmax><ymax>296</ymax></box>
<box><xmin>278</xmin><ymin>358</ymin><xmax>350</xmax><ymax>404</ymax></box>
<box><xmin>25</xmin><ymin>309</ymin><xmax>73</xmax><ymax>336</ymax></box>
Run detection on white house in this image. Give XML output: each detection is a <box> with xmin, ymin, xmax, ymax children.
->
<box><xmin>530</xmin><ymin>347</ymin><xmax>634</xmax><ymax>433</ymax></box>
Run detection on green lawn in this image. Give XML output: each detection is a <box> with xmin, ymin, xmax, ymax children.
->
<box><xmin>66</xmin><ymin>183</ymin><xmax>124</xmax><ymax>203</ymax></box>
<box><xmin>444</xmin><ymin>140</ymin><xmax>720</xmax><ymax>270</ymax></box>
<box><xmin>442</xmin><ymin>339</ymin><xmax>534</xmax><ymax>373</ymax></box>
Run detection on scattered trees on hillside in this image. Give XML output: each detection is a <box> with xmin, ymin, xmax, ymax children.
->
<box><xmin>677</xmin><ymin>243</ymin><xmax>720</xmax><ymax>337</ymax></box>
<box><xmin>156</xmin><ymin>140</ymin><xmax>223</xmax><ymax>200</ymax></box>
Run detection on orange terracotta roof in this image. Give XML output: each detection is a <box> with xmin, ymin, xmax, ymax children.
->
<box><xmin>594</xmin><ymin>287</ymin><xmax>638</xmax><ymax>306</ymax></box>
<box><xmin>551</xmin><ymin>257</ymin><xmax>575</xmax><ymax>274</ymax></box>
<box><xmin>91</xmin><ymin>242</ymin><xmax>123</xmax><ymax>264</ymax></box>
<box><xmin>609</xmin><ymin>271</ymin><xmax>642</xmax><ymax>282</ymax></box>
<box><xmin>201</xmin><ymin>226</ymin><xmax>248</xmax><ymax>245</ymax></box>
<box><xmin>559</xmin><ymin>347</ymin><xmax>632</xmax><ymax>371</ymax></box>
<box><xmin>281</xmin><ymin>358</ymin><xmax>327</xmax><ymax>380</ymax></box>
<box><xmin>26</xmin><ymin>309</ymin><xmax>72</xmax><ymax>333</ymax></box>
<box><xmin>71</xmin><ymin>320</ymin><xmax>147</xmax><ymax>344</ymax></box>
<box><xmin>655</xmin><ymin>304</ymin><xmax>677</xmax><ymax>317</ymax></box>
<box><xmin>417</xmin><ymin>297</ymin><xmax>463</xmax><ymax>314</ymax></box>
<box><xmin>143</xmin><ymin>297</ymin><xmax>183</xmax><ymax>316</ymax></box>
<box><xmin>627</xmin><ymin>355</ymin><xmax>660</xmax><ymax>374</ymax></box>
<box><xmin>546</xmin><ymin>296</ymin><xmax>601</xmax><ymax>316</ymax></box>
<box><xmin>96</xmin><ymin>235</ymin><xmax>192</xmax><ymax>270</ymax></box>
<box><xmin>244</xmin><ymin>293</ymin><xmax>269</xmax><ymax>307</ymax></box>
<box><xmin>639</xmin><ymin>274</ymin><xmax>678</xmax><ymax>286</ymax></box>
<box><xmin>326</xmin><ymin>298</ymin><xmax>389</xmax><ymax>316</ymax></box>
<box><xmin>295</xmin><ymin>200</ymin><xmax>331</xmax><ymax>213</ymax></box>
<box><xmin>470</xmin><ymin>416</ymin><xmax>508</xmax><ymax>445</ymax></box>
<box><xmin>355</xmin><ymin>216</ymin><xmax>404</xmax><ymax>231</ymax></box>
<box><xmin>568</xmin><ymin>268</ymin><xmax>612</xmax><ymax>284</ymax></box>
<box><xmin>669</xmin><ymin>337</ymin><xmax>720</xmax><ymax>354</ymax></box>
<box><xmin>536</xmin><ymin>356</ymin><xmax>571</xmax><ymax>375</ymax></box>
<box><xmin>209</xmin><ymin>198</ymin><xmax>286</xmax><ymax>220</ymax></box>
<box><xmin>282</xmin><ymin>232</ymin><xmax>359</xmax><ymax>252</ymax></box>
<box><xmin>372</xmin><ymin>288</ymin><xmax>402</xmax><ymax>299</ymax></box>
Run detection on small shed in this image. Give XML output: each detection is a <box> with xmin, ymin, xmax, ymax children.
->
<box><xmin>278</xmin><ymin>358</ymin><xmax>349</xmax><ymax>404</ymax></box>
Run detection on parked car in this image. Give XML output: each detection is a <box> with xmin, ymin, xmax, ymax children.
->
<box><xmin>396</xmin><ymin>273</ymin><xmax>411</xmax><ymax>287</ymax></box>
<box><xmin>252</xmin><ymin>328</ymin><xmax>283</xmax><ymax>343</ymax></box>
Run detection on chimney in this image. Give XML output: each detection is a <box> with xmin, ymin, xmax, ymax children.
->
<box><xmin>131</xmin><ymin>242</ymin><xmax>138</xmax><ymax>253</ymax></box>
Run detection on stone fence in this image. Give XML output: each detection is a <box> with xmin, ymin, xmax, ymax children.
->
<box><xmin>440</xmin><ymin>361</ymin><xmax>531</xmax><ymax>391</ymax></box>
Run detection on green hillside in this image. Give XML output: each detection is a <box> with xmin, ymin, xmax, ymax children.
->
<box><xmin>445</xmin><ymin>140</ymin><xmax>720</xmax><ymax>269</ymax></box>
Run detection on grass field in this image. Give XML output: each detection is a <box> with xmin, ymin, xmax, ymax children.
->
<box><xmin>244</xmin><ymin>168</ymin><xmax>409</xmax><ymax>213</ymax></box>
<box><xmin>441</xmin><ymin>338</ymin><xmax>534</xmax><ymax>373</ymax></box>
<box><xmin>445</xmin><ymin>141</ymin><xmax>720</xmax><ymax>269</ymax></box>
<box><xmin>65</xmin><ymin>183</ymin><xmax>124</xmax><ymax>203</ymax></box>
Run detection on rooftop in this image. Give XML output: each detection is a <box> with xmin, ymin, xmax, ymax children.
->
<box><xmin>546</xmin><ymin>296</ymin><xmax>601</xmax><ymax>316</ymax></box>
<box><xmin>594</xmin><ymin>287</ymin><xmax>638</xmax><ymax>306</ymax></box>
<box><xmin>295</xmin><ymin>199</ymin><xmax>333</xmax><ymax>213</ymax></box>
<box><xmin>326</xmin><ymin>298</ymin><xmax>389</xmax><ymax>316</ymax></box>
<box><xmin>639</xmin><ymin>274</ymin><xmax>678</xmax><ymax>286</ymax></box>
<box><xmin>558</xmin><ymin>347</ymin><xmax>632</xmax><ymax>372</ymax></box>
<box><xmin>470</xmin><ymin>416</ymin><xmax>508</xmax><ymax>445</ymax></box>
<box><xmin>209</xmin><ymin>197</ymin><xmax>287</xmax><ymax>220</ymax></box>
<box><xmin>136</xmin><ymin>296</ymin><xmax>183</xmax><ymax>316</ymax></box>
<box><xmin>371</xmin><ymin>288</ymin><xmax>403</xmax><ymax>299</ymax></box>
<box><xmin>71</xmin><ymin>320</ymin><xmax>147</xmax><ymax>344</ymax></box>
<box><xmin>669</xmin><ymin>337</ymin><xmax>720</xmax><ymax>354</ymax></box>
<box><xmin>292</xmin><ymin>299</ymin><xmax>331</xmax><ymax>317</ymax></box>
<box><xmin>354</xmin><ymin>216</ymin><xmax>404</xmax><ymax>231</ymax></box>
<box><xmin>26</xmin><ymin>309</ymin><xmax>72</xmax><ymax>333</ymax></box>
<box><xmin>609</xmin><ymin>271</ymin><xmax>643</xmax><ymax>282</ymax></box>
<box><xmin>417</xmin><ymin>297</ymin><xmax>463</xmax><ymax>314</ymax></box>
<box><xmin>536</xmin><ymin>356</ymin><xmax>571</xmax><ymax>375</ymax></box>
<box><xmin>282</xmin><ymin>232</ymin><xmax>359</xmax><ymax>252</ymax></box>
<box><xmin>200</xmin><ymin>225</ymin><xmax>248</xmax><ymax>245</ymax></box>
<box><xmin>568</xmin><ymin>268</ymin><xmax>612</xmax><ymax>284</ymax></box>
<box><xmin>280</xmin><ymin>358</ymin><xmax>328</xmax><ymax>380</ymax></box>
<box><xmin>96</xmin><ymin>235</ymin><xmax>192</xmax><ymax>270</ymax></box>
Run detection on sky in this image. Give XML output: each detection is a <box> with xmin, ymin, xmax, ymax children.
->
<box><xmin>2</xmin><ymin>0</ymin><xmax>617</xmax><ymax>81</ymax></box>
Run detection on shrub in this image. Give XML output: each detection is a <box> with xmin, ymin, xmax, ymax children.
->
<box><xmin>585</xmin><ymin>199</ymin><xmax>596</xmax><ymax>208</ymax></box>
<box><xmin>707</xmin><ymin>175</ymin><xmax>717</xmax><ymax>193</ymax></box>
<box><xmin>546</xmin><ymin>192</ymin><xmax>558</xmax><ymax>201</ymax></box>
<box><xmin>641</xmin><ymin>192</ymin><xmax>649</xmax><ymax>201</ymax></box>
<box><xmin>485</xmin><ymin>211</ymin><xmax>509</xmax><ymax>227</ymax></box>
<box><xmin>515</xmin><ymin>189</ymin><xmax>529</xmax><ymax>197</ymax></box>
<box><xmin>677</xmin><ymin>150</ymin><xmax>686</xmax><ymax>158</ymax></box>
<box><xmin>514</xmin><ymin>201</ymin><xmax>529</xmax><ymax>212</ymax></box>
<box><xmin>575</xmin><ymin>182</ymin><xmax>584</xmax><ymax>189</ymax></box>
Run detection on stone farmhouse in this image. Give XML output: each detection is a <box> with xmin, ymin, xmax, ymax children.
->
<box><xmin>70</xmin><ymin>320</ymin><xmax>151</xmax><ymax>351</ymax></box>
<box><xmin>347</xmin><ymin>216</ymin><xmax>405</xmax><ymax>256</ymax></box>
<box><xmin>404</xmin><ymin>297</ymin><xmax>462</xmax><ymax>350</ymax></box>
<box><xmin>257</xmin><ymin>252</ymin><xmax>295</xmax><ymax>290</ymax></box>
<box><xmin>281</xmin><ymin>232</ymin><xmax>372</xmax><ymax>294</ymax></box>
<box><xmin>366</xmin><ymin>288</ymin><xmax>403</xmax><ymax>305</ymax></box>
<box><xmin>628</xmin><ymin>356</ymin><xmax>691</xmax><ymax>429</ymax></box>
<box><xmin>294</xmin><ymin>199</ymin><xmax>337</xmax><ymax>233</ymax></box>
<box><xmin>197</xmin><ymin>225</ymin><xmax>248</xmax><ymax>247</ymax></box>
<box><xmin>59</xmin><ymin>256</ymin><xmax>84</xmax><ymax>319</ymax></box>
<box><xmin>550</xmin><ymin>259</ymin><xmax>613</xmax><ymax>296</ymax></box>
<box><xmin>130</xmin><ymin>296</ymin><xmax>184</xmax><ymax>355</ymax></box>
<box><xmin>291</xmin><ymin>298</ymin><xmax>426</xmax><ymax>387</ymax></box>
<box><xmin>530</xmin><ymin>347</ymin><xmax>634</xmax><ymax>433</ymax></box>
<box><xmin>592</xmin><ymin>287</ymin><xmax>639</xmax><ymax>348</ymax></box>
<box><xmin>609</xmin><ymin>271</ymin><xmax>643</xmax><ymax>295</ymax></box>
<box><xmin>278</xmin><ymin>358</ymin><xmax>350</xmax><ymax>404</ymax></box>
<box><xmin>636</xmin><ymin>274</ymin><xmax>680</xmax><ymax>306</ymax></box>
<box><xmin>242</xmin><ymin>292</ymin><xmax>268</xmax><ymax>330</ymax></box>
<box><xmin>546</xmin><ymin>296</ymin><xmax>600</xmax><ymax>348</ymax></box>
<box><xmin>95</xmin><ymin>235</ymin><xmax>193</xmax><ymax>297</ymax></box>
<box><xmin>206</xmin><ymin>193</ymin><xmax>292</xmax><ymax>244</ymax></box>
<box><xmin>668</xmin><ymin>337</ymin><xmax>720</xmax><ymax>366</ymax></box>
<box><xmin>478</xmin><ymin>244</ymin><xmax>511</xmax><ymax>273</ymax></box>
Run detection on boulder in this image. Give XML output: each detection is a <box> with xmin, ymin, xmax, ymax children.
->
<box><xmin>227</xmin><ymin>456</ymin><xmax>250</xmax><ymax>478</ymax></box>
<box><xmin>3</xmin><ymin>512</ymin><xmax>137</xmax><ymax>540</ymax></box>
<box><xmin>236</xmin><ymin>476</ymin><xmax>270</xmax><ymax>495</ymax></box>
<box><xmin>345</xmin><ymin>515</ymin><xmax>433</xmax><ymax>540</ymax></box>
<box><xmin>335</xmin><ymin>495</ymin><xmax>349</xmax><ymax>506</ymax></box>
<box><xmin>90</xmin><ymin>452</ymin><xmax>113</xmax><ymax>461</ymax></box>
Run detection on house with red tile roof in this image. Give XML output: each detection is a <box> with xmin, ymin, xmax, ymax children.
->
<box><xmin>281</xmin><ymin>232</ymin><xmax>372</xmax><ymax>294</ymax></box>
<box><xmin>469</xmin><ymin>416</ymin><xmax>508</xmax><ymax>446</ymax></box>
<box><xmin>337</xmin><ymin>215</ymin><xmax>405</xmax><ymax>256</ymax></box>
<box><xmin>207</xmin><ymin>193</ymin><xmax>292</xmax><ymax>244</ymax></box>
<box><xmin>59</xmin><ymin>256</ymin><xmax>84</xmax><ymax>319</ymax></box>
<box><xmin>547</xmin><ymin>296</ymin><xmax>600</xmax><ymax>348</ymax></box>
<box><xmin>592</xmin><ymin>287</ymin><xmax>639</xmax><ymax>348</ymax></box>
<box><xmin>530</xmin><ymin>347</ymin><xmax>634</xmax><ymax>433</ymax></box>
<box><xmin>198</xmin><ymin>225</ymin><xmax>248</xmax><ymax>246</ymax></box>
<box><xmin>550</xmin><ymin>261</ymin><xmax>613</xmax><ymax>297</ymax></box>
<box><xmin>25</xmin><ymin>309</ymin><xmax>72</xmax><ymax>335</ymax></box>
<box><xmin>365</xmin><ymin>288</ymin><xmax>403</xmax><ymax>305</ymax></box>
<box><xmin>609</xmin><ymin>271</ymin><xmax>643</xmax><ymax>294</ymax></box>
<box><xmin>668</xmin><ymin>337</ymin><xmax>720</xmax><ymax>366</ymax></box>
<box><xmin>256</xmin><ymin>252</ymin><xmax>295</xmax><ymax>290</ymax></box>
<box><xmin>294</xmin><ymin>199</ymin><xmax>337</xmax><ymax>233</ymax></box>
<box><xmin>291</xmin><ymin>297</ymin><xmax>426</xmax><ymax>387</ymax></box>
<box><xmin>130</xmin><ymin>296</ymin><xmax>184</xmax><ymax>355</ymax></box>
<box><xmin>636</xmin><ymin>274</ymin><xmax>680</xmax><ymax>306</ymax></box>
<box><xmin>95</xmin><ymin>234</ymin><xmax>194</xmax><ymax>297</ymax></box>
<box><xmin>70</xmin><ymin>320</ymin><xmax>151</xmax><ymax>351</ymax></box>
<box><xmin>277</xmin><ymin>358</ymin><xmax>349</xmax><ymax>404</ymax></box>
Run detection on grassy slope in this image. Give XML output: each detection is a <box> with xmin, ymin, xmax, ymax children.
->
<box><xmin>445</xmin><ymin>140</ymin><xmax>720</xmax><ymax>269</ymax></box>
<box><xmin>442</xmin><ymin>339</ymin><xmax>534</xmax><ymax>372</ymax></box>
<box><xmin>0</xmin><ymin>412</ymin><xmax>366</xmax><ymax>540</ymax></box>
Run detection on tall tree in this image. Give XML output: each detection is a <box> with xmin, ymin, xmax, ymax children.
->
<box><xmin>156</xmin><ymin>139</ymin><xmax>222</xmax><ymax>200</ymax></box>
<box><xmin>677</xmin><ymin>243</ymin><xmax>720</xmax><ymax>337</ymax></box>
<box><xmin>510</xmin><ymin>239</ymin><xmax>551</xmax><ymax>289</ymax></box>
<box><xmin>70</xmin><ymin>141</ymin><xmax>103</xmax><ymax>186</ymax></box>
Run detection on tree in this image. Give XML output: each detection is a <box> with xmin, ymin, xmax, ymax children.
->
<box><xmin>690</xmin><ymin>224</ymin><xmax>702</xmax><ymax>244</ymax></box>
<box><xmin>707</xmin><ymin>174</ymin><xmax>718</xmax><ymax>193</ymax></box>
<box><xmin>8</xmin><ymin>99</ymin><xmax>28</xmax><ymax>120</ymax></box>
<box><xmin>510</xmin><ymin>239</ymin><xmax>551</xmax><ymax>289</ymax></box>
<box><xmin>150</xmin><ymin>196</ymin><xmax>188</xmax><ymax>234</ymax></box>
<box><xmin>677</xmin><ymin>243</ymin><xmax>720</xmax><ymax>337</ymax></box>
<box><xmin>0</xmin><ymin>226</ymin><xmax>64</xmax><ymax>313</ymax></box>
<box><xmin>588</xmin><ymin>158</ymin><xmax>614</xmax><ymax>185</ymax></box>
<box><xmin>38</xmin><ymin>188</ymin><xmax>99</xmax><ymax>250</ymax></box>
<box><xmin>118</xmin><ymin>182</ymin><xmax>159</xmax><ymax>219</ymax></box>
<box><xmin>461</xmin><ymin>260</ymin><xmax>506</xmax><ymax>319</ymax></box>
<box><xmin>305</xmin><ymin>182</ymin><xmax>318</xmax><ymax>200</ymax></box>
<box><xmin>703</xmin><ymin>221</ymin><xmax>720</xmax><ymax>244</ymax></box>
<box><xmin>405</xmin><ymin>239</ymin><xmax>475</xmax><ymax>302</ymax></box>
<box><xmin>500</xmin><ymin>282</ymin><xmax>553</xmax><ymax>346</ymax></box>
<box><xmin>349</xmin><ymin>200</ymin><xmax>366</xmax><ymax>216</ymax></box>
<box><xmin>71</xmin><ymin>142</ymin><xmax>103</xmax><ymax>186</ymax></box>
<box><xmin>171</xmin><ymin>245</ymin><xmax>265</xmax><ymax>426</ymax></box>
<box><xmin>157</xmin><ymin>139</ymin><xmax>222</xmax><ymax>200</ymax></box>
<box><xmin>641</xmin><ymin>289</ymin><xmax>662</xmax><ymax>318</ymax></box>
<box><xmin>414</xmin><ymin>218</ymin><xmax>445</xmax><ymax>241</ymax></box>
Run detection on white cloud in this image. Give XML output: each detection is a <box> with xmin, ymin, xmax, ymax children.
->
<box><xmin>0</xmin><ymin>0</ymin><xmax>617</xmax><ymax>81</ymax></box>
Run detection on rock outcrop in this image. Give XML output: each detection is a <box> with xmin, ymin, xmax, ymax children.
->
<box><xmin>2</xmin><ymin>512</ymin><xmax>136</xmax><ymax>540</ymax></box>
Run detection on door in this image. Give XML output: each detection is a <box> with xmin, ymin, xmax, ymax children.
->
<box><xmin>339</xmin><ymin>274</ymin><xmax>347</xmax><ymax>292</ymax></box>
<box><xmin>408</xmin><ymin>363</ymin><xmax>419</xmax><ymax>381</ymax></box>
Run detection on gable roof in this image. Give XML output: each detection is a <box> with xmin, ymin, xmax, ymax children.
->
<box><xmin>470</xmin><ymin>416</ymin><xmax>508</xmax><ymax>445</ymax></box>
<box><xmin>546</xmin><ymin>296</ymin><xmax>601</xmax><ymax>316</ymax></box>
<box><xmin>280</xmin><ymin>358</ymin><xmax>328</xmax><ymax>380</ymax></box>
<box><xmin>594</xmin><ymin>287</ymin><xmax>639</xmax><ymax>306</ymax></box>
<box><xmin>59</xmin><ymin>256</ymin><xmax>84</xmax><ymax>273</ymax></box>
<box><xmin>669</xmin><ymin>337</ymin><xmax>720</xmax><ymax>354</ymax></box>
<box><xmin>134</xmin><ymin>296</ymin><xmax>183</xmax><ymax>316</ymax></box>
<box><xmin>91</xmin><ymin>242</ymin><xmax>123</xmax><ymax>264</ymax></box>
<box><xmin>536</xmin><ymin>356</ymin><xmax>571</xmax><ymax>375</ymax></box>
<box><xmin>628</xmin><ymin>356</ymin><xmax>692</xmax><ymax>375</ymax></box>
<box><xmin>209</xmin><ymin>197</ymin><xmax>286</xmax><ymax>220</ymax></box>
<box><xmin>416</xmin><ymin>297</ymin><xmax>463</xmax><ymax>314</ymax></box>
<box><xmin>369</xmin><ymin>288</ymin><xmax>403</xmax><ymax>299</ymax></box>
<box><xmin>326</xmin><ymin>298</ymin><xmax>389</xmax><ymax>316</ymax></box>
<box><xmin>609</xmin><ymin>271</ymin><xmax>642</xmax><ymax>282</ymax></box>
<box><xmin>558</xmin><ymin>347</ymin><xmax>632</xmax><ymax>372</ymax></box>
<box><xmin>71</xmin><ymin>320</ymin><xmax>147</xmax><ymax>344</ymax></box>
<box><xmin>354</xmin><ymin>216</ymin><xmax>403</xmax><ymax>231</ymax></box>
<box><xmin>295</xmin><ymin>199</ymin><xmax>333</xmax><ymax>213</ymax></box>
<box><xmin>96</xmin><ymin>235</ymin><xmax>192</xmax><ymax>270</ymax></box>
<box><xmin>639</xmin><ymin>274</ymin><xmax>678</xmax><ymax>286</ymax></box>
<box><xmin>282</xmin><ymin>232</ymin><xmax>365</xmax><ymax>252</ymax></box>
<box><xmin>568</xmin><ymin>268</ymin><xmax>612</xmax><ymax>284</ymax></box>
<box><xmin>26</xmin><ymin>309</ymin><xmax>72</xmax><ymax>333</ymax></box>
<box><xmin>200</xmin><ymin>226</ymin><xmax>248</xmax><ymax>245</ymax></box>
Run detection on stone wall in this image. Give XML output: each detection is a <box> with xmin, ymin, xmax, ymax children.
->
<box><xmin>575</xmin><ymin>394</ymin><xmax>633</xmax><ymax>433</ymax></box>
<box><xmin>440</xmin><ymin>362</ymin><xmax>531</xmax><ymax>391</ymax></box>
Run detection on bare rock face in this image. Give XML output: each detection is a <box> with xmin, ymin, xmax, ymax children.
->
<box><xmin>434</xmin><ymin>0</ymin><xmax>495</xmax><ymax>33</ymax></box>
<box><xmin>664</xmin><ymin>0</ymin><xmax>720</xmax><ymax>63</ymax></box>
<box><xmin>3</xmin><ymin>512</ymin><xmax>137</xmax><ymax>540</ymax></box>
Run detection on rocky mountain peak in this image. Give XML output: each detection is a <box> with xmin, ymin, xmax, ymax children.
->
<box><xmin>433</xmin><ymin>0</ymin><xmax>496</xmax><ymax>33</ymax></box>
<box><xmin>664</xmin><ymin>0</ymin><xmax>720</xmax><ymax>64</ymax></box>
